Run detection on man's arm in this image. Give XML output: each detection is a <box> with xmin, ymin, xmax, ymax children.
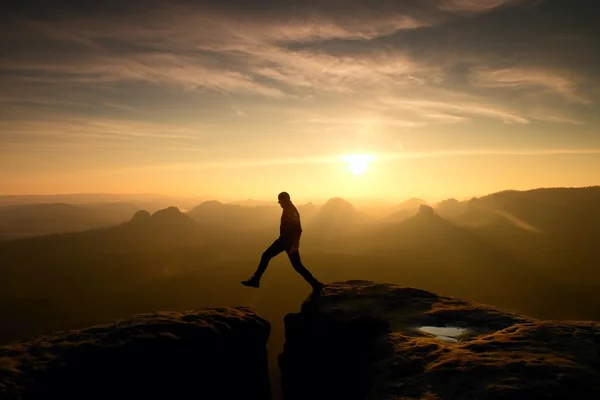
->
<box><xmin>289</xmin><ymin>231</ymin><xmax>301</xmax><ymax>253</ymax></box>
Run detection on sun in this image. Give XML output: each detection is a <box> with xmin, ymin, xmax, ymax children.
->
<box><xmin>341</xmin><ymin>154</ymin><xmax>375</xmax><ymax>175</ymax></box>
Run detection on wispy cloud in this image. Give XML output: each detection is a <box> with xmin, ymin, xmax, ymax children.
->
<box><xmin>379</xmin><ymin>147</ymin><xmax>600</xmax><ymax>160</ymax></box>
<box><xmin>471</xmin><ymin>67</ymin><xmax>590</xmax><ymax>104</ymax></box>
<box><xmin>292</xmin><ymin>115</ymin><xmax>425</xmax><ymax>129</ymax></box>
<box><xmin>1</xmin><ymin>0</ymin><xmax>551</xmax><ymax>100</ymax></box>
<box><xmin>2</xmin><ymin>53</ymin><xmax>287</xmax><ymax>97</ymax></box>
<box><xmin>439</xmin><ymin>0</ymin><xmax>540</xmax><ymax>13</ymax></box>
<box><xmin>1</xmin><ymin>0</ymin><xmax>598</xmax><ymax>181</ymax></box>
<box><xmin>251</xmin><ymin>47</ymin><xmax>425</xmax><ymax>94</ymax></box>
<box><xmin>377</xmin><ymin>97</ymin><xmax>530</xmax><ymax>124</ymax></box>
<box><xmin>0</xmin><ymin>117</ymin><xmax>210</xmax><ymax>144</ymax></box>
<box><xmin>14</xmin><ymin>0</ymin><xmax>535</xmax><ymax>46</ymax></box>
<box><xmin>89</xmin><ymin>147</ymin><xmax>600</xmax><ymax>174</ymax></box>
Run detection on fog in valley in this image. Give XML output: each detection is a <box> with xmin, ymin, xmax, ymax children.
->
<box><xmin>1</xmin><ymin>187</ymin><xmax>599</xmax><ymax>396</ymax></box>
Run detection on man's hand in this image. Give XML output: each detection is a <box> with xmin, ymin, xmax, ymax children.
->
<box><xmin>289</xmin><ymin>243</ymin><xmax>299</xmax><ymax>254</ymax></box>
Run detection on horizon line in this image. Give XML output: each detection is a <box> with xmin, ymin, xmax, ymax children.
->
<box><xmin>2</xmin><ymin>185</ymin><xmax>599</xmax><ymax>207</ymax></box>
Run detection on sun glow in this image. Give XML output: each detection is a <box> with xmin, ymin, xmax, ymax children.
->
<box><xmin>341</xmin><ymin>153</ymin><xmax>375</xmax><ymax>175</ymax></box>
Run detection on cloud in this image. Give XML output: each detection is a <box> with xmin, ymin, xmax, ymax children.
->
<box><xmin>471</xmin><ymin>67</ymin><xmax>590</xmax><ymax>104</ymax></box>
<box><xmin>4</xmin><ymin>0</ymin><xmax>541</xmax><ymax>42</ymax></box>
<box><xmin>2</xmin><ymin>1</ymin><xmax>439</xmax><ymax>98</ymax></box>
<box><xmin>377</xmin><ymin>97</ymin><xmax>530</xmax><ymax>124</ymax></box>
<box><xmin>83</xmin><ymin>146</ymin><xmax>600</xmax><ymax>174</ymax></box>
<box><xmin>250</xmin><ymin>48</ymin><xmax>424</xmax><ymax>93</ymax></box>
<box><xmin>439</xmin><ymin>0</ymin><xmax>540</xmax><ymax>13</ymax></box>
<box><xmin>2</xmin><ymin>52</ymin><xmax>287</xmax><ymax>98</ymax></box>
<box><xmin>530</xmin><ymin>114</ymin><xmax>585</xmax><ymax>126</ymax></box>
<box><xmin>380</xmin><ymin>147</ymin><xmax>600</xmax><ymax>160</ymax></box>
<box><xmin>0</xmin><ymin>117</ymin><xmax>210</xmax><ymax>146</ymax></box>
<box><xmin>1</xmin><ymin>0</ymin><xmax>597</xmax><ymax>137</ymax></box>
<box><xmin>293</xmin><ymin>115</ymin><xmax>424</xmax><ymax>129</ymax></box>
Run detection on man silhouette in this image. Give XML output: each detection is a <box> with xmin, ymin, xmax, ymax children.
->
<box><xmin>242</xmin><ymin>192</ymin><xmax>324</xmax><ymax>294</ymax></box>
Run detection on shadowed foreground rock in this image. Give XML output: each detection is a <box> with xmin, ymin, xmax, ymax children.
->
<box><xmin>0</xmin><ymin>306</ymin><xmax>271</xmax><ymax>400</ymax></box>
<box><xmin>279</xmin><ymin>280</ymin><xmax>600</xmax><ymax>400</ymax></box>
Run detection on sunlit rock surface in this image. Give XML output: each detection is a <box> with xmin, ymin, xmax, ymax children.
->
<box><xmin>0</xmin><ymin>306</ymin><xmax>271</xmax><ymax>400</ymax></box>
<box><xmin>280</xmin><ymin>280</ymin><xmax>600</xmax><ymax>400</ymax></box>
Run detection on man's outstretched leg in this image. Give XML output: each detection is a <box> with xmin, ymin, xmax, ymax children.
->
<box><xmin>242</xmin><ymin>239</ymin><xmax>285</xmax><ymax>288</ymax></box>
<box><xmin>287</xmin><ymin>250</ymin><xmax>324</xmax><ymax>294</ymax></box>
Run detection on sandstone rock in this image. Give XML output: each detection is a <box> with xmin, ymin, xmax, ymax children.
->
<box><xmin>280</xmin><ymin>280</ymin><xmax>600</xmax><ymax>400</ymax></box>
<box><xmin>0</xmin><ymin>306</ymin><xmax>271</xmax><ymax>400</ymax></box>
<box><xmin>129</xmin><ymin>209</ymin><xmax>151</xmax><ymax>223</ymax></box>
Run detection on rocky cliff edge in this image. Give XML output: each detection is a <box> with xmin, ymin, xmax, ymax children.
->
<box><xmin>0</xmin><ymin>306</ymin><xmax>271</xmax><ymax>400</ymax></box>
<box><xmin>280</xmin><ymin>280</ymin><xmax>600</xmax><ymax>400</ymax></box>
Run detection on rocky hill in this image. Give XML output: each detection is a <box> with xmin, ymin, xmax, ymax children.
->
<box><xmin>280</xmin><ymin>281</ymin><xmax>600</xmax><ymax>400</ymax></box>
<box><xmin>0</xmin><ymin>307</ymin><xmax>271</xmax><ymax>400</ymax></box>
<box><xmin>387</xmin><ymin>198</ymin><xmax>429</xmax><ymax>223</ymax></box>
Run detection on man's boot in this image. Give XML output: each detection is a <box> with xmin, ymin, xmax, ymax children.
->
<box><xmin>311</xmin><ymin>281</ymin><xmax>324</xmax><ymax>295</ymax></box>
<box><xmin>241</xmin><ymin>276</ymin><xmax>260</xmax><ymax>288</ymax></box>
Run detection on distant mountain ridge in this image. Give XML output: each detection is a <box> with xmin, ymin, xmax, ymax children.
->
<box><xmin>2</xmin><ymin>186</ymin><xmax>599</xmax><ymax>244</ymax></box>
<box><xmin>129</xmin><ymin>206</ymin><xmax>195</xmax><ymax>228</ymax></box>
<box><xmin>0</xmin><ymin>194</ymin><xmax>212</xmax><ymax>213</ymax></box>
<box><xmin>386</xmin><ymin>197</ymin><xmax>429</xmax><ymax>223</ymax></box>
<box><xmin>187</xmin><ymin>201</ymin><xmax>280</xmax><ymax>230</ymax></box>
<box><xmin>0</xmin><ymin>202</ymin><xmax>139</xmax><ymax>240</ymax></box>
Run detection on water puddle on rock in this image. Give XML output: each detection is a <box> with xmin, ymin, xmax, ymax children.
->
<box><xmin>418</xmin><ymin>326</ymin><xmax>468</xmax><ymax>342</ymax></box>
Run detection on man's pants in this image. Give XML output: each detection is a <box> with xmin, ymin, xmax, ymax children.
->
<box><xmin>253</xmin><ymin>237</ymin><xmax>319</xmax><ymax>286</ymax></box>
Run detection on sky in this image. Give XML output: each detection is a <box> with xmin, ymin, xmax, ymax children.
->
<box><xmin>1</xmin><ymin>0</ymin><xmax>599</xmax><ymax>202</ymax></box>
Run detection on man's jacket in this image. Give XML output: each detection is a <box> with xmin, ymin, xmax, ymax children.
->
<box><xmin>280</xmin><ymin>203</ymin><xmax>302</xmax><ymax>239</ymax></box>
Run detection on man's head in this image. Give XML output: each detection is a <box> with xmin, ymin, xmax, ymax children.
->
<box><xmin>278</xmin><ymin>191</ymin><xmax>291</xmax><ymax>208</ymax></box>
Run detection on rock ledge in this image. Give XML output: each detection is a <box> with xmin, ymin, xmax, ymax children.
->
<box><xmin>1</xmin><ymin>306</ymin><xmax>271</xmax><ymax>400</ymax></box>
<box><xmin>280</xmin><ymin>280</ymin><xmax>600</xmax><ymax>400</ymax></box>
